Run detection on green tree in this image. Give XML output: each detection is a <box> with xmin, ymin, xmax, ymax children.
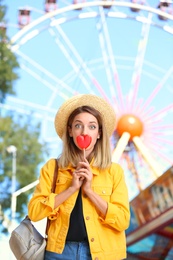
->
<box><xmin>0</xmin><ymin>115</ymin><xmax>49</xmax><ymax>233</ymax></box>
<box><xmin>0</xmin><ymin>2</ymin><xmax>49</xmax><ymax>234</ymax></box>
<box><xmin>0</xmin><ymin>3</ymin><xmax>19</xmax><ymax>102</ymax></box>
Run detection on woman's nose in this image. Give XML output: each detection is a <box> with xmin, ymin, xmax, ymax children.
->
<box><xmin>82</xmin><ymin>125</ymin><xmax>87</xmax><ymax>135</ymax></box>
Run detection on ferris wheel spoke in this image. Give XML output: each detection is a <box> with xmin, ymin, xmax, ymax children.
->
<box><xmin>149</xmin><ymin>135</ymin><xmax>173</xmax><ymax>145</ymax></box>
<box><xmin>129</xmin><ymin>12</ymin><xmax>153</xmax><ymax>112</ymax></box>
<box><xmin>146</xmin><ymin>141</ymin><xmax>173</xmax><ymax>166</ymax></box>
<box><xmin>3</xmin><ymin>96</ymin><xmax>56</xmax><ymax>123</ymax></box>
<box><xmin>147</xmin><ymin>130</ymin><xmax>173</xmax><ymax>145</ymax></box>
<box><xmin>21</xmin><ymin>61</ymin><xmax>75</xmax><ymax>108</ymax></box>
<box><xmin>139</xmin><ymin>66</ymin><xmax>173</xmax><ymax>113</ymax></box>
<box><xmin>14</xmin><ymin>49</ymin><xmax>76</xmax><ymax>108</ymax></box>
<box><xmin>147</xmin><ymin>124</ymin><xmax>173</xmax><ymax>131</ymax></box>
<box><xmin>50</xmin><ymin>22</ymin><xmax>110</xmax><ymax>99</ymax></box>
<box><xmin>50</xmin><ymin>27</ymin><xmax>95</xmax><ymax>94</ymax></box>
<box><xmin>145</xmin><ymin>103</ymin><xmax>173</xmax><ymax>122</ymax></box>
<box><xmin>98</xmin><ymin>5</ymin><xmax>127</xmax><ymax>111</ymax></box>
<box><xmin>96</xmin><ymin>6</ymin><xmax>120</xmax><ymax>105</ymax></box>
<box><xmin>142</xmin><ymin>106</ymin><xmax>173</xmax><ymax>150</ymax></box>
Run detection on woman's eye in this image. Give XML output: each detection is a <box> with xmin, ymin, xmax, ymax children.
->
<box><xmin>75</xmin><ymin>124</ymin><xmax>82</xmax><ymax>129</ymax></box>
<box><xmin>89</xmin><ymin>125</ymin><xmax>96</xmax><ymax>129</ymax></box>
<box><xmin>74</xmin><ymin>124</ymin><xmax>97</xmax><ymax>130</ymax></box>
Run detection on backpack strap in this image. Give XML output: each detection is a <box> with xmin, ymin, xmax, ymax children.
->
<box><xmin>51</xmin><ymin>159</ymin><xmax>59</xmax><ymax>193</ymax></box>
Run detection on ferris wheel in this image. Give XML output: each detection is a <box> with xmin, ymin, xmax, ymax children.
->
<box><xmin>2</xmin><ymin>0</ymin><xmax>173</xmax><ymax>199</ymax></box>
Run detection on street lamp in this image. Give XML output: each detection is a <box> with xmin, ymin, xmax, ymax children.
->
<box><xmin>6</xmin><ymin>145</ymin><xmax>17</xmax><ymax>224</ymax></box>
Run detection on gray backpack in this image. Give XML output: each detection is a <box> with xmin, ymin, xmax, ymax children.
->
<box><xmin>9</xmin><ymin>216</ymin><xmax>46</xmax><ymax>260</ymax></box>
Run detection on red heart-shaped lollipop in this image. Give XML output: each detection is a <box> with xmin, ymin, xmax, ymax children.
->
<box><xmin>76</xmin><ymin>135</ymin><xmax>92</xmax><ymax>149</ymax></box>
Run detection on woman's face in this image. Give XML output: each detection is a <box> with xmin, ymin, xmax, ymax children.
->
<box><xmin>68</xmin><ymin>112</ymin><xmax>100</xmax><ymax>155</ymax></box>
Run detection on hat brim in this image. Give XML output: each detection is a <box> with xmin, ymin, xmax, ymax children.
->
<box><xmin>54</xmin><ymin>94</ymin><xmax>116</xmax><ymax>138</ymax></box>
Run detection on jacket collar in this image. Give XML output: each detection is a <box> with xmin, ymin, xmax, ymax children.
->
<box><xmin>61</xmin><ymin>163</ymin><xmax>100</xmax><ymax>176</ymax></box>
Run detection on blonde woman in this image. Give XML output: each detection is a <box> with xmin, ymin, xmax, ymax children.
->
<box><xmin>28</xmin><ymin>94</ymin><xmax>130</xmax><ymax>260</ymax></box>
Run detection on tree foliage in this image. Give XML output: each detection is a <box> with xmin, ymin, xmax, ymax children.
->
<box><xmin>0</xmin><ymin>115</ymin><xmax>48</xmax><ymax>229</ymax></box>
<box><xmin>0</xmin><ymin>4</ymin><xmax>49</xmax><ymax>233</ymax></box>
<box><xmin>0</xmin><ymin>4</ymin><xmax>19</xmax><ymax>102</ymax></box>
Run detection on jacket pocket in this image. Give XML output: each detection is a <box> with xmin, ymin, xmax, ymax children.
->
<box><xmin>93</xmin><ymin>186</ymin><xmax>112</xmax><ymax>202</ymax></box>
<box><xmin>55</xmin><ymin>175</ymin><xmax>71</xmax><ymax>193</ymax></box>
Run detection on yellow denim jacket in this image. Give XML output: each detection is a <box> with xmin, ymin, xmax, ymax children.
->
<box><xmin>28</xmin><ymin>159</ymin><xmax>130</xmax><ymax>260</ymax></box>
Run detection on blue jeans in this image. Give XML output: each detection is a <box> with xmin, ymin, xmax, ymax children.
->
<box><xmin>44</xmin><ymin>241</ymin><xmax>92</xmax><ymax>260</ymax></box>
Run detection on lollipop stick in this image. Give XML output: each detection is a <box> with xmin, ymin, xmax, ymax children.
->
<box><xmin>83</xmin><ymin>148</ymin><xmax>85</xmax><ymax>160</ymax></box>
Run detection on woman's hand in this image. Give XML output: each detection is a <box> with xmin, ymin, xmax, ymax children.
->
<box><xmin>75</xmin><ymin>160</ymin><xmax>108</xmax><ymax>217</ymax></box>
<box><xmin>75</xmin><ymin>159</ymin><xmax>93</xmax><ymax>194</ymax></box>
<box><xmin>70</xmin><ymin>170</ymin><xmax>84</xmax><ymax>191</ymax></box>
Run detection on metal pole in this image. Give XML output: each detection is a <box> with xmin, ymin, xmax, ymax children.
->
<box><xmin>11</xmin><ymin>149</ymin><xmax>17</xmax><ymax>221</ymax></box>
<box><xmin>6</xmin><ymin>145</ymin><xmax>17</xmax><ymax>226</ymax></box>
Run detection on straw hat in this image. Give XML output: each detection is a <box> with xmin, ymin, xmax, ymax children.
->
<box><xmin>54</xmin><ymin>94</ymin><xmax>116</xmax><ymax>138</ymax></box>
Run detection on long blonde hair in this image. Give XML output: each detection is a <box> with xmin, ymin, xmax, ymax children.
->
<box><xmin>58</xmin><ymin>106</ymin><xmax>112</xmax><ymax>169</ymax></box>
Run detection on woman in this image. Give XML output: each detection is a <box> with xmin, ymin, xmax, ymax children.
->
<box><xmin>28</xmin><ymin>94</ymin><xmax>130</xmax><ymax>260</ymax></box>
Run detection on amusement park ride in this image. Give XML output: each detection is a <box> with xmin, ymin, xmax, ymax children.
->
<box><xmin>1</xmin><ymin>0</ymin><xmax>173</xmax><ymax>258</ymax></box>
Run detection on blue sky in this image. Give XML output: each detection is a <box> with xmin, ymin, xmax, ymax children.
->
<box><xmin>2</xmin><ymin>0</ymin><xmax>173</xmax><ymax>199</ymax></box>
